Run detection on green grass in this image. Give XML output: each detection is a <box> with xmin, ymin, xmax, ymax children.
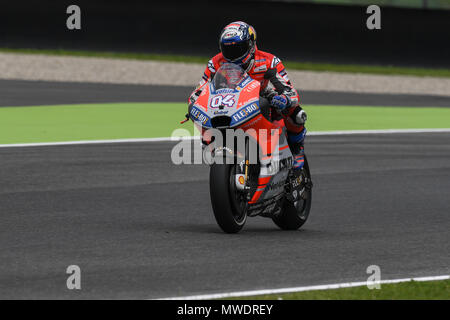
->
<box><xmin>238</xmin><ymin>279</ymin><xmax>450</xmax><ymax>300</ymax></box>
<box><xmin>305</xmin><ymin>105</ymin><xmax>450</xmax><ymax>131</ymax></box>
<box><xmin>2</xmin><ymin>47</ymin><xmax>450</xmax><ymax>78</ymax></box>
<box><xmin>0</xmin><ymin>48</ymin><xmax>210</xmax><ymax>64</ymax></box>
<box><xmin>0</xmin><ymin>103</ymin><xmax>189</xmax><ymax>144</ymax></box>
<box><xmin>1</xmin><ymin>103</ymin><xmax>450</xmax><ymax>144</ymax></box>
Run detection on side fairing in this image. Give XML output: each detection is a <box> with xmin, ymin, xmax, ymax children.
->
<box><xmin>248</xmin><ymin>127</ymin><xmax>293</xmax><ymax>204</ymax></box>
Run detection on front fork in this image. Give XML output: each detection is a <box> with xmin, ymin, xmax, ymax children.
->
<box><xmin>235</xmin><ymin>137</ymin><xmax>251</xmax><ymax>193</ymax></box>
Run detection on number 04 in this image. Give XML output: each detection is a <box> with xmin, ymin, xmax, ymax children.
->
<box><xmin>211</xmin><ymin>95</ymin><xmax>235</xmax><ymax>108</ymax></box>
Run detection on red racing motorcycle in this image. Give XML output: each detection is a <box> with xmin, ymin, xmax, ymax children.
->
<box><xmin>186</xmin><ymin>63</ymin><xmax>312</xmax><ymax>233</ymax></box>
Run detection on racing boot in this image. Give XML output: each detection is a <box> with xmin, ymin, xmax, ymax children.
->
<box><xmin>288</xmin><ymin>127</ymin><xmax>307</xmax><ymax>173</ymax></box>
<box><xmin>285</xmin><ymin>128</ymin><xmax>306</xmax><ymax>202</ymax></box>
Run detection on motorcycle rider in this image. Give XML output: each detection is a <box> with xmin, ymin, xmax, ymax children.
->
<box><xmin>189</xmin><ymin>21</ymin><xmax>307</xmax><ymax>170</ymax></box>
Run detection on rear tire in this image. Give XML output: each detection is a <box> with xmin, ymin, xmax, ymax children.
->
<box><xmin>210</xmin><ymin>164</ymin><xmax>247</xmax><ymax>233</ymax></box>
<box><xmin>272</xmin><ymin>156</ymin><xmax>312</xmax><ymax>230</ymax></box>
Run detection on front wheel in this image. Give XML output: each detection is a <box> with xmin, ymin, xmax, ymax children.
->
<box><xmin>209</xmin><ymin>164</ymin><xmax>247</xmax><ymax>233</ymax></box>
<box><xmin>272</xmin><ymin>156</ymin><xmax>313</xmax><ymax>230</ymax></box>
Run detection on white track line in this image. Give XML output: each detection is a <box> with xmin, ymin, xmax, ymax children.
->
<box><xmin>308</xmin><ymin>128</ymin><xmax>450</xmax><ymax>135</ymax></box>
<box><xmin>0</xmin><ymin>136</ymin><xmax>199</xmax><ymax>148</ymax></box>
<box><xmin>160</xmin><ymin>275</ymin><xmax>450</xmax><ymax>300</ymax></box>
<box><xmin>1</xmin><ymin>128</ymin><xmax>450</xmax><ymax>148</ymax></box>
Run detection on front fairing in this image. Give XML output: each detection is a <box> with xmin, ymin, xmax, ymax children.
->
<box><xmin>190</xmin><ymin>76</ymin><xmax>261</xmax><ymax>130</ymax></box>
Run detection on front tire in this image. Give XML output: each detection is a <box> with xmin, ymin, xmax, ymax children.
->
<box><xmin>272</xmin><ymin>156</ymin><xmax>312</xmax><ymax>230</ymax></box>
<box><xmin>210</xmin><ymin>164</ymin><xmax>247</xmax><ymax>233</ymax></box>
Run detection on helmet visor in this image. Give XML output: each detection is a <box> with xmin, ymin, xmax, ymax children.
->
<box><xmin>220</xmin><ymin>40</ymin><xmax>250</xmax><ymax>62</ymax></box>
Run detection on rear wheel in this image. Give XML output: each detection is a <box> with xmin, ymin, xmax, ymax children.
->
<box><xmin>210</xmin><ymin>164</ymin><xmax>247</xmax><ymax>233</ymax></box>
<box><xmin>272</xmin><ymin>156</ymin><xmax>312</xmax><ymax>230</ymax></box>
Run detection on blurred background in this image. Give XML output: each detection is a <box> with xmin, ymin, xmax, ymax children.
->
<box><xmin>299</xmin><ymin>0</ymin><xmax>450</xmax><ymax>9</ymax></box>
<box><xmin>1</xmin><ymin>0</ymin><xmax>449</xmax><ymax>68</ymax></box>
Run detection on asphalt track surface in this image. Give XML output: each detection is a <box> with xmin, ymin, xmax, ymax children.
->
<box><xmin>0</xmin><ymin>79</ymin><xmax>449</xmax><ymax>299</ymax></box>
<box><xmin>1</xmin><ymin>79</ymin><xmax>450</xmax><ymax>107</ymax></box>
<box><xmin>0</xmin><ymin>133</ymin><xmax>449</xmax><ymax>299</ymax></box>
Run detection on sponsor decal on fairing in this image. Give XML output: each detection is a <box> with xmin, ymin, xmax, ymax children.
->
<box><xmin>190</xmin><ymin>106</ymin><xmax>212</xmax><ymax>128</ymax></box>
<box><xmin>230</xmin><ymin>102</ymin><xmax>260</xmax><ymax>127</ymax></box>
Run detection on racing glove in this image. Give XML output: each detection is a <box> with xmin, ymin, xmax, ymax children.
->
<box><xmin>271</xmin><ymin>94</ymin><xmax>291</xmax><ymax>112</ymax></box>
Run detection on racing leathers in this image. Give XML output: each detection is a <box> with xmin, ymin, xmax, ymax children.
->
<box><xmin>189</xmin><ymin>48</ymin><xmax>307</xmax><ymax>170</ymax></box>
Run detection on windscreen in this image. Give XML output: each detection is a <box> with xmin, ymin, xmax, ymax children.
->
<box><xmin>213</xmin><ymin>63</ymin><xmax>247</xmax><ymax>90</ymax></box>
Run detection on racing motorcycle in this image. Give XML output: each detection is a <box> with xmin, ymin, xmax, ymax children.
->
<box><xmin>183</xmin><ymin>63</ymin><xmax>312</xmax><ymax>233</ymax></box>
